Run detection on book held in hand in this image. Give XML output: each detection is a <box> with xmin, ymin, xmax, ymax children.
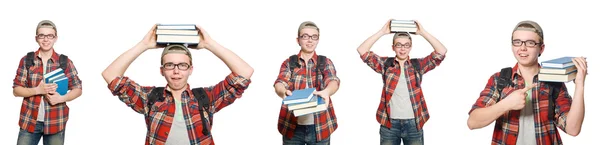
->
<box><xmin>287</xmin><ymin>95</ymin><xmax>319</xmax><ymax>110</ymax></box>
<box><xmin>282</xmin><ymin>88</ymin><xmax>316</xmax><ymax>105</ymax></box>
<box><xmin>293</xmin><ymin>96</ymin><xmax>327</xmax><ymax>117</ymax></box>
<box><xmin>44</xmin><ymin>68</ymin><xmax>69</xmax><ymax>96</ymax></box>
<box><xmin>539</xmin><ymin>56</ymin><xmax>578</xmax><ymax>82</ymax></box>
<box><xmin>390</xmin><ymin>19</ymin><xmax>417</xmax><ymax>34</ymax></box>
<box><xmin>156</xmin><ymin>24</ymin><xmax>200</xmax><ymax>46</ymax></box>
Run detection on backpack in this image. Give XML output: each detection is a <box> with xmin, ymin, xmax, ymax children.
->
<box><xmin>288</xmin><ymin>55</ymin><xmax>327</xmax><ymax>86</ymax></box>
<box><xmin>146</xmin><ymin>87</ymin><xmax>212</xmax><ymax>136</ymax></box>
<box><xmin>383</xmin><ymin>58</ymin><xmax>422</xmax><ymax>87</ymax></box>
<box><xmin>25</xmin><ymin>51</ymin><xmax>69</xmax><ymax>71</ymax></box>
<box><xmin>496</xmin><ymin>67</ymin><xmax>561</xmax><ymax>121</ymax></box>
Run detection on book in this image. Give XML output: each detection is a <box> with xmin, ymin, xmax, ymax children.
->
<box><xmin>390</xmin><ymin>19</ymin><xmax>417</xmax><ymax>34</ymax></box>
<box><xmin>44</xmin><ymin>68</ymin><xmax>64</xmax><ymax>83</ymax></box>
<box><xmin>53</xmin><ymin>77</ymin><xmax>69</xmax><ymax>95</ymax></box>
<box><xmin>541</xmin><ymin>56</ymin><xmax>575</xmax><ymax>68</ymax></box>
<box><xmin>539</xmin><ymin>71</ymin><xmax>577</xmax><ymax>82</ymax></box>
<box><xmin>287</xmin><ymin>95</ymin><xmax>318</xmax><ymax>110</ymax></box>
<box><xmin>540</xmin><ymin>65</ymin><xmax>577</xmax><ymax>74</ymax></box>
<box><xmin>156</xmin><ymin>34</ymin><xmax>200</xmax><ymax>45</ymax></box>
<box><xmin>293</xmin><ymin>97</ymin><xmax>327</xmax><ymax>117</ymax></box>
<box><xmin>282</xmin><ymin>88</ymin><xmax>316</xmax><ymax>105</ymax></box>
<box><xmin>156</xmin><ymin>24</ymin><xmax>197</xmax><ymax>30</ymax></box>
<box><xmin>156</xmin><ymin>29</ymin><xmax>199</xmax><ymax>35</ymax></box>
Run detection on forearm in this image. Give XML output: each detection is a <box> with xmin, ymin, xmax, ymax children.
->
<box><xmin>566</xmin><ymin>84</ymin><xmax>585</xmax><ymax>136</ymax></box>
<box><xmin>420</xmin><ymin>31</ymin><xmax>447</xmax><ymax>55</ymax></box>
<box><xmin>323</xmin><ymin>81</ymin><xmax>339</xmax><ymax>96</ymax></box>
<box><xmin>274</xmin><ymin>83</ymin><xmax>287</xmax><ymax>98</ymax></box>
<box><xmin>357</xmin><ymin>31</ymin><xmax>385</xmax><ymax>56</ymax></box>
<box><xmin>63</xmin><ymin>88</ymin><xmax>82</xmax><ymax>102</ymax></box>
<box><xmin>101</xmin><ymin>44</ymin><xmax>147</xmax><ymax>84</ymax></box>
<box><xmin>206</xmin><ymin>40</ymin><xmax>254</xmax><ymax>79</ymax></box>
<box><xmin>468</xmin><ymin>101</ymin><xmax>510</xmax><ymax>129</ymax></box>
<box><xmin>13</xmin><ymin>86</ymin><xmax>40</xmax><ymax>97</ymax></box>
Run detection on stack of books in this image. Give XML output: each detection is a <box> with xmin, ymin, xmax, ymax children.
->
<box><xmin>156</xmin><ymin>24</ymin><xmax>200</xmax><ymax>46</ymax></box>
<box><xmin>44</xmin><ymin>68</ymin><xmax>69</xmax><ymax>95</ymax></box>
<box><xmin>282</xmin><ymin>88</ymin><xmax>327</xmax><ymax>117</ymax></box>
<box><xmin>390</xmin><ymin>19</ymin><xmax>417</xmax><ymax>34</ymax></box>
<box><xmin>539</xmin><ymin>56</ymin><xmax>577</xmax><ymax>82</ymax></box>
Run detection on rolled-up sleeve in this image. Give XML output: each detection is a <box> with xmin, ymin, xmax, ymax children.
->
<box><xmin>107</xmin><ymin>76</ymin><xmax>154</xmax><ymax>114</ymax></box>
<box><xmin>205</xmin><ymin>72</ymin><xmax>251</xmax><ymax>113</ymax></box>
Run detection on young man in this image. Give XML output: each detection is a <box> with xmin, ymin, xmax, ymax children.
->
<box><xmin>13</xmin><ymin>20</ymin><xmax>83</xmax><ymax>145</ymax></box>
<box><xmin>101</xmin><ymin>24</ymin><xmax>253</xmax><ymax>145</ymax></box>
<box><xmin>273</xmin><ymin>21</ymin><xmax>341</xmax><ymax>145</ymax></box>
<box><xmin>356</xmin><ymin>19</ymin><xmax>447</xmax><ymax>145</ymax></box>
<box><xmin>467</xmin><ymin>20</ymin><xmax>587</xmax><ymax>145</ymax></box>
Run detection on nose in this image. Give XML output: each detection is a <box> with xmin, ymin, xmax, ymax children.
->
<box><xmin>519</xmin><ymin>44</ymin><xmax>527</xmax><ymax>51</ymax></box>
<box><xmin>173</xmin><ymin>67</ymin><xmax>180</xmax><ymax>74</ymax></box>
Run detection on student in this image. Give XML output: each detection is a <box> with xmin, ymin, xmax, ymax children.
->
<box><xmin>13</xmin><ymin>20</ymin><xmax>83</xmax><ymax>145</ymax></box>
<box><xmin>273</xmin><ymin>21</ymin><xmax>341</xmax><ymax>145</ymax></box>
<box><xmin>101</xmin><ymin>24</ymin><xmax>253</xmax><ymax>145</ymax></box>
<box><xmin>356</xmin><ymin>19</ymin><xmax>447</xmax><ymax>145</ymax></box>
<box><xmin>467</xmin><ymin>20</ymin><xmax>587</xmax><ymax>144</ymax></box>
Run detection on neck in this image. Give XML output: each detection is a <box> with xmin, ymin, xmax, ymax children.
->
<box><xmin>518</xmin><ymin>63</ymin><xmax>539</xmax><ymax>80</ymax></box>
<box><xmin>39</xmin><ymin>48</ymin><xmax>53</xmax><ymax>59</ymax></box>
<box><xmin>168</xmin><ymin>84</ymin><xmax>187</xmax><ymax>101</ymax></box>
<box><xmin>395</xmin><ymin>55</ymin><xmax>407</xmax><ymax>64</ymax></box>
<box><xmin>300</xmin><ymin>51</ymin><xmax>314</xmax><ymax>61</ymax></box>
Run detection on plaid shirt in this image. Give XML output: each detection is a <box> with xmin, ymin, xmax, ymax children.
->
<box><xmin>107</xmin><ymin>73</ymin><xmax>251</xmax><ymax>145</ymax></box>
<box><xmin>360</xmin><ymin>51</ymin><xmax>445</xmax><ymax>130</ymax></box>
<box><xmin>274</xmin><ymin>52</ymin><xmax>341</xmax><ymax>141</ymax></box>
<box><xmin>12</xmin><ymin>49</ymin><xmax>82</xmax><ymax>135</ymax></box>
<box><xmin>469</xmin><ymin>64</ymin><xmax>572</xmax><ymax>145</ymax></box>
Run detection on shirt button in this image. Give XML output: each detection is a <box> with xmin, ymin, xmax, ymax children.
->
<box><xmin>164</xmin><ymin>132</ymin><xmax>169</xmax><ymax>135</ymax></box>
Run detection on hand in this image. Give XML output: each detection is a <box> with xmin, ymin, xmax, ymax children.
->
<box><xmin>189</xmin><ymin>25</ymin><xmax>215</xmax><ymax>50</ymax></box>
<box><xmin>282</xmin><ymin>90</ymin><xmax>292</xmax><ymax>99</ymax></box>
<box><xmin>503</xmin><ymin>84</ymin><xmax>536</xmax><ymax>110</ymax></box>
<box><xmin>414</xmin><ymin>20</ymin><xmax>426</xmax><ymax>35</ymax></box>
<box><xmin>35</xmin><ymin>81</ymin><xmax>57</xmax><ymax>95</ymax></box>
<box><xmin>137</xmin><ymin>24</ymin><xmax>159</xmax><ymax>49</ymax></box>
<box><xmin>313</xmin><ymin>91</ymin><xmax>330</xmax><ymax>106</ymax></box>
<box><xmin>572</xmin><ymin>57</ymin><xmax>587</xmax><ymax>85</ymax></box>
<box><xmin>47</xmin><ymin>91</ymin><xmax>66</xmax><ymax>105</ymax></box>
<box><xmin>378</xmin><ymin>19</ymin><xmax>393</xmax><ymax>35</ymax></box>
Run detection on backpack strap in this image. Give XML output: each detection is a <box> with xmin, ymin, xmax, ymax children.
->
<box><xmin>58</xmin><ymin>54</ymin><xmax>68</xmax><ymax>71</ymax></box>
<box><xmin>147</xmin><ymin>87</ymin><xmax>165</xmax><ymax>113</ymax></box>
<box><xmin>192</xmin><ymin>88</ymin><xmax>211</xmax><ymax>136</ymax></box>
<box><xmin>546</xmin><ymin>82</ymin><xmax>561</xmax><ymax>121</ymax></box>
<box><xmin>409</xmin><ymin>59</ymin><xmax>421</xmax><ymax>87</ymax></box>
<box><xmin>25</xmin><ymin>51</ymin><xmax>35</xmax><ymax>69</ymax></box>
<box><xmin>496</xmin><ymin>67</ymin><xmax>514</xmax><ymax>101</ymax></box>
<box><xmin>288</xmin><ymin>55</ymin><xmax>300</xmax><ymax>70</ymax></box>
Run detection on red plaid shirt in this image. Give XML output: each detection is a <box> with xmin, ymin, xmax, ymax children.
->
<box><xmin>274</xmin><ymin>52</ymin><xmax>341</xmax><ymax>141</ymax></box>
<box><xmin>469</xmin><ymin>64</ymin><xmax>571</xmax><ymax>145</ymax></box>
<box><xmin>12</xmin><ymin>49</ymin><xmax>82</xmax><ymax>135</ymax></box>
<box><xmin>107</xmin><ymin>72</ymin><xmax>251</xmax><ymax>145</ymax></box>
<box><xmin>360</xmin><ymin>51</ymin><xmax>445</xmax><ymax>130</ymax></box>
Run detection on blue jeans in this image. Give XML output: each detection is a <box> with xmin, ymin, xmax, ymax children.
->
<box><xmin>283</xmin><ymin>125</ymin><xmax>330</xmax><ymax>145</ymax></box>
<box><xmin>16</xmin><ymin>121</ymin><xmax>65</xmax><ymax>145</ymax></box>
<box><xmin>380</xmin><ymin>119</ymin><xmax>424</xmax><ymax>145</ymax></box>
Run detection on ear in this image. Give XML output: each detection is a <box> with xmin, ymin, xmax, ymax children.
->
<box><xmin>160</xmin><ymin>67</ymin><xmax>165</xmax><ymax>76</ymax></box>
<box><xmin>296</xmin><ymin>38</ymin><xmax>301</xmax><ymax>46</ymax></box>
<box><xmin>538</xmin><ymin>44</ymin><xmax>545</xmax><ymax>57</ymax></box>
<box><xmin>188</xmin><ymin>65</ymin><xmax>194</xmax><ymax>75</ymax></box>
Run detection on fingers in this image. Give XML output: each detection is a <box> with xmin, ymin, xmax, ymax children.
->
<box><xmin>285</xmin><ymin>90</ymin><xmax>292</xmax><ymax>96</ymax></box>
<box><xmin>521</xmin><ymin>83</ymin><xmax>537</xmax><ymax>92</ymax></box>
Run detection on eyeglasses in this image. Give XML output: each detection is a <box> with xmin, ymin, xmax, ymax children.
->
<box><xmin>36</xmin><ymin>34</ymin><xmax>56</xmax><ymax>39</ymax></box>
<box><xmin>299</xmin><ymin>34</ymin><xmax>319</xmax><ymax>40</ymax></box>
<box><xmin>162</xmin><ymin>63</ymin><xmax>191</xmax><ymax>70</ymax></box>
<box><xmin>393</xmin><ymin>42</ymin><xmax>411</xmax><ymax>48</ymax></box>
<box><xmin>512</xmin><ymin>39</ymin><xmax>541</xmax><ymax>47</ymax></box>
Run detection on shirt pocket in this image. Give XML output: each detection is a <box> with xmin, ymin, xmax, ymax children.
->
<box><xmin>148</xmin><ymin>101</ymin><xmax>169</xmax><ymax>117</ymax></box>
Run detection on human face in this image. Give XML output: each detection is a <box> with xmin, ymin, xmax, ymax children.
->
<box><xmin>392</xmin><ymin>38</ymin><xmax>412</xmax><ymax>60</ymax></box>
<box><xmin>296</xmin><ymin>28</ymin><xmax>319</xmax><ymax>53</ymax></box>
<box><xmin>160</xmin><ymin>53</ymin><xmax>193</xmax><ymax>91</ymax></box>
<box><xmin>35</xmin><ymin>27</ymin><xmax>57</xmax><ymax>51</ymax></box>
<box><xmin>511</xmin><ymin>30</ymin><xmax>544</xmax><ymax>67</ymax></box>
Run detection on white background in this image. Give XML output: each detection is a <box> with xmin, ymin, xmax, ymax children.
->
<box><xmin>0</xmin><ymin>0</ymin><xmax>597</xmax><ymax>144</ymax></box>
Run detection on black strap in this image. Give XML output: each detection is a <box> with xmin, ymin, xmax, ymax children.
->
<box><xmin>497</xmin><ymin>67</ymin><xmax>514</xmax><ymax>97</ymax></box>
<box><xmin>146</xmin><ymin>87</ymin><xmax>212</xmax><ymax>135</ymax></box>
<box><xmin>288</xmin><ymin>55</ymin><xmax>327</xmax><ymax>87</ymax></box>
<box><xmin>288</xmin><ymin>55</ymin><xmax>300</xmax><ymax>70</ymax></box>
<box><xmin>58</xmin><ymin>54</ymin><xmax>68</xmax><ymax>71</ymax></box>
<box><xmin>546</xmin><ymin>82</ymin><xmax>561</xmax><ymax>121</ymax></box>
<box><xmin>25</xmin><ymin>52</ymin><xmax>35</xmax><ymax>69</ymax></box>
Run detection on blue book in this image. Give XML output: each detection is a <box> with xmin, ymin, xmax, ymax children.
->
<box><xmin>541</xmin><ymin>56</ymin><xmax>575</xmax><ymax>68</ymax></box>
<box><xmin>293</xmin><ymin>97</ymin><xmax>327</xmax><ymax>117</ymax></box>
<box><xmin>283</xmin><ymin>88</ymin><xmax>316</xmax><ymax>105</ymax></box>
<box><xmin>52</xmin><ymin>77</ymin><xmax>69</xmax><ymax>96</ymax></box>
<box><xmin>44</xmin><ymin>68</ymin><xmax>64</xmax><ymax>83</ymax></box>
<box><xmin>156</xmin><ymin>24</ymin><xmax>197</xmax><ymax>30</ymax></box>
